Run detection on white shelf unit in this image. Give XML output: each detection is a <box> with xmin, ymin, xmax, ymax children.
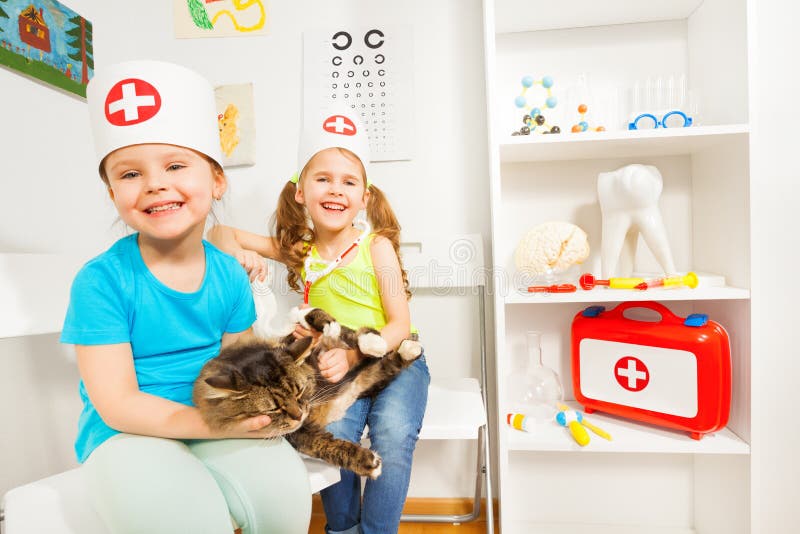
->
<box><xmin>482</xmin><ymin>1</ymin><xmax>752</xmax><ymax>533</ymax></box>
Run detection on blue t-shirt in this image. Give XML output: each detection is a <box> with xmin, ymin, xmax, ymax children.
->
<box><xmin>60</xmin><ymin>234</ymin><xmax>256</xmax><ymax>462</ymax></box>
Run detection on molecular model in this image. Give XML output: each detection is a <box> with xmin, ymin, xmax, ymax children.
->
<box><xmin>570</xmin><ymin>104</ymin><xmax>605</xmax><ymax>133</ymax></box>
<box><xmin>512</xmin><ymin>75</ymin><xmax>561</xmax><ymax>136</ymax></box>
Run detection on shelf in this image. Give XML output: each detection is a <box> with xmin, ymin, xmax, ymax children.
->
<box><xmin>501</xmin><ymin>522</ymin><xmax>696</xmax><ymax>534</ymax></box>
<box><xmin>499</xmin><ymin>124</ymin><xmax>749</xmax><ymax>163</ymax></box>
<box><xmin>506</xmin><ymin>402</ymin><xmax>749</xmax><ymax>455</ymax></box>
<box><xmin>495</xmin><ymin>0</ymin><xmax>703</xmax><ymax>34</ymax></box>
<box><xmin>505</xmin><ymin>285</ymin><xmax>750</xmax><ymax>305</ymax></box>
<box><xmin>0</xmin><ymin>253</ymin><xmax>86</xmax><ymax>339</ymax></box>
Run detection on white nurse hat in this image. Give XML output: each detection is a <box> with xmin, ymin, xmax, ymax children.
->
<box><xmin>87</xmin><ymin>60</ymin><xmax>223</xmax><ymax>169</ymax></box>
<box><xmin>293</xmin><ymin>106</ymin><xmax>372</xmax><ymax>186</ymax></box>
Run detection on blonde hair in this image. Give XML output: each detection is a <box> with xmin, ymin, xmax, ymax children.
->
<box><xmin>273</xmin><ymin>148</ymin><xmax>411</xmax><ymax>299</ymax></box>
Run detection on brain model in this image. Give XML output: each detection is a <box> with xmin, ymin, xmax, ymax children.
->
<box><xmin>514</xmin><ymin>222</ymin><xmax>590</xmax><ymax>277</ymax></box>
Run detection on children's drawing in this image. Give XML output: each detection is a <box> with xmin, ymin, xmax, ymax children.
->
<box><xmin>215</xmin><ymin>83</ymin><xmax>255</xmax><ymax>167</ymax></box>
<box><xmin>174</xmin><ymin>0</ymin><xmax>268</xmax><ymax>38</ymax></box>
<box><xmin>0</xmin><ymin>0</ymin><xmax>93</xmax><ymax>97</ymax></box>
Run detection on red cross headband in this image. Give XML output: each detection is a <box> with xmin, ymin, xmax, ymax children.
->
<box><xmin>86</xmin><ymin>60</ymin><xmax>223</xmax><ymax>168</ymax></box>
<box><xmin>293</xmin><ymin>108</ymin><xmax>373</xmax><ymax>187</ymax></box>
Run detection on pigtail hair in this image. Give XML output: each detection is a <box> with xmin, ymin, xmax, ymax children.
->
<box><xmin>366</xmin><ymin>184</ymin><xmax>411</xmax><ymax>300</ymax></box>
<box><xmin>272</xmin><ymin>181</ymin><xmax>313</xmax><ymax>293</ymax></box>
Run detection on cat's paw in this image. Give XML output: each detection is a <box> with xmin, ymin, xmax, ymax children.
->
<box><xmin>398</xmin><ymin>339</ymin><xmax>423</xmax><ymax>361</ymax></box>
<box><xmin>363</xmin><ymin>450</ymin><xmax>383</xmax><ymax>479</ymax></box>
<box><xmin>322</xmin><ymin>321</ymin><xmax>341</xmax><ymax>339</ymax></box>
<box><xmin>290</xmin><ymin>306</ymin><xmax>313</xmax><ymax>329</ymax></box>
<box><xmin>358</xmin><ymin>333</ymin><xmax>387</xmax><ymax>357</ymax></box>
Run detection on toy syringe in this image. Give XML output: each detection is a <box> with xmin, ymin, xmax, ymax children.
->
<box><xmin>580</xmin><ymin>272</ymin><xmax>698</xmax><ymax>291</ymax></box>
<box><xmin>634</xmin><ymin>272</ymin><xmax>698</xmax><ymax>290</ymax></box>
<box><xmin>580</xmin><ymin>273</ymin><xmax>643</xmax><ymax>290</ymax></box>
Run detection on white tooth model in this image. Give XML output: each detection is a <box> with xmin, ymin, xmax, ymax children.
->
<box><xmin>598</xmin><ymin>164</ymin><xmax>676</xmax><ymax>278</ymax></box>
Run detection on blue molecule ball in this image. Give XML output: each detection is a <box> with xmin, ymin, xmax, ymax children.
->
<box><xmin>542</xmin><ymin>76</ymin><xmax>554</xmax><ymax>89</ymax></box>
<box><xmin>579</xmin><ymin>121</ymin><xmax>589</xmax><ymax>131</ymax></box>
<box><xmin>521</xmin><ymin>75</ymin><xmax>534</xmax><ymax>88</ymax></box>
<box><xmin>531</xmin><ymin>107</ymin><xmax>541</xmax><ymax>117</ymax></box>
<box><xmin>546</xmin><ymin>96</ymin><xmax>558</xmax><ymax>108</ymax></box>
<box><xmin>514</xmin><ymin>95</ymin><xmax>527</xmax><ymax>108</ymax></box>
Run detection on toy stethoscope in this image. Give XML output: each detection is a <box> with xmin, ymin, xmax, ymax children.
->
<box><xmin>302</xmin><ymin>219</ymin><xmax>371</xmax><ymax>304</ymax></box>
<box><xmin>628</xmin><ymin>110</ymin><xmax>693</xmax><ymax>130</ymax></box>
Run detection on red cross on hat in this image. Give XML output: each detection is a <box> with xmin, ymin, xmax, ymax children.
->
<box><xmin>323</xmin><ymin>115</ymin><xmax>357</xmax><ymax>136</ymax></box>
<box><xmin>104</xmin><ymin>78</ymin><xmax>162</xmax><ymax>126</ymax></box>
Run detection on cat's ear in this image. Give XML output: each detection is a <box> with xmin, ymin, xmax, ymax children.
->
<box><xmin>204</xmin><ymin>371</ymin><xmax>246</xmax><ymax>396</ymax></box>
<box><xmin>286</xmin><ymin>336</ymin><xmax>314</xmax><ymax>363</ymax></box>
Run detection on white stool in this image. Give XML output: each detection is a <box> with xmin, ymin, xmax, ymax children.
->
<box><xmin>397</xmin><ymin>235</ymin><xmax>493</xmax><ymax>532</ymax></box>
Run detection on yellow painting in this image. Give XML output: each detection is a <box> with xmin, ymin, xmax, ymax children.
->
<box><xmin>174</xmin><ymin>0</ymin><xmax>268</xmax><ymax>38</ymax></box>
<box><xmin>215</xmin><ymin>83</ymin><xmax>255</xmax><ymax>167</ymax></box>
<box><xmin>218</xmin><ymin>103</ymin><xmax>240</xmax><ymax>158</ymax></box>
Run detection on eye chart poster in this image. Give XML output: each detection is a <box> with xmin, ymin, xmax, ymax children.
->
<box><xmin>303</xmin><ymin>26</ymin><xmax>414</xmax><ymax>162</ymax></box>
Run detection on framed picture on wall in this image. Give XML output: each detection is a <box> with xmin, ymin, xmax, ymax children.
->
<box><xmin>173</xmin><ymin>0</ymin><xmax>269</xmax><ymax>38</ymax></box>
<box><xmin>215</xmin><ymin>82</ymin><xmax>256</xmax><ymax>167</ymax></box>
<box><xmin>0</xmin><ymin>0</ymin><xmax>93</xmax><ymax>98</ymax></box>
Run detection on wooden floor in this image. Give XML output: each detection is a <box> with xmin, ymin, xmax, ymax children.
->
<box><xmin>308</xmin><ymin>497</ymin><xmax>498</xmax><ymax>533</ymax></box>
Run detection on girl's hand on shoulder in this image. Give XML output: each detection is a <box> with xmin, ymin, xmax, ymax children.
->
<box><xmin>235</xmin><ymin>249</ymin><xmax>267</xmax><ymax>282</ymax></box>
<box><xmin>318</xmin><ymin>348</ymin><xmax>352</xmax><ymax>383</ymax></box>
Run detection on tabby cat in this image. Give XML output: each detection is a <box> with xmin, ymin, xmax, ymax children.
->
<box><xmin>193</xmin><ymin>307</ymin><xmax>423</xmax><ymax>479</ymax></box>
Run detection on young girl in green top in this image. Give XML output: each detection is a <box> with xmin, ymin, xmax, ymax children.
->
<box><xmin>209</xmin><ymin>108</ymin><xmax>429</xmax><ymax>534</ymax></box>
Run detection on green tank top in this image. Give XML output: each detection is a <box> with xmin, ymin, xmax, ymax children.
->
<box><xmin>302</xmin><ymin>234</ymin><xmax>416</xmax><ymax>333</ymax></box>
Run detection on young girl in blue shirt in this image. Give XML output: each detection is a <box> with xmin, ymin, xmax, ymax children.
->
<box><xmin>209</xmin><ymin>109</ymin><xmax>430</xmax><ymax>534</ymax></box>
<box><xmin>61</xmin><ymin>60</ymin><xmax>310</xmax><ymax>534</ymax></box>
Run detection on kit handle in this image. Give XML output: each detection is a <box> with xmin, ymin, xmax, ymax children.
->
<box><xmin>603</xmin><ymin>301</ymin><xmax>684</xmax><ymax>326</ymax></box>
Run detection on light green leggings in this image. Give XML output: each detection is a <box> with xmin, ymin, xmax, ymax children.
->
<box><xmin>83</xmin><ymin>434</ymin><xmax>311</xmax><ymax>534</ymax></box>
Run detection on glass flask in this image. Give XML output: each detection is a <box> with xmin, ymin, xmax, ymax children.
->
<box><xmin>507</xmin><ymin>331</ymin><xmax>564</xmax><ymax>423</ymax></box>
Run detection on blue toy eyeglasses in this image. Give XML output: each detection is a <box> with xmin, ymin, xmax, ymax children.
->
<box><xmin>628</xmin><ymin>110</ymin><xmax>693</xmax><ymax>130</ymax></box>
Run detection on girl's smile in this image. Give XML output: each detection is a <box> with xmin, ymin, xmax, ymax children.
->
<box><xmin>321</xmin><ymin>202</ymin><xmax>346</xmax><ymax>212</ymax></box>
<box><xmin>143</xmin><ymin>200</ymin><xmax>184</xmax><ymax>215</ymax></box>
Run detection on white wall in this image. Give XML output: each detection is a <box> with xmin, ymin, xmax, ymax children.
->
<box><xmin>0</xmin><ymin>0</ymin><xmax>492</xmax><ymax>500</ymax></box>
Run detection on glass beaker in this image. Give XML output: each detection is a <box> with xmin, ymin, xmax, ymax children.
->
<box><xmin>507</xmin><ymin>331</ymin><xmax>564</xmax><ymax>423</ymax></box>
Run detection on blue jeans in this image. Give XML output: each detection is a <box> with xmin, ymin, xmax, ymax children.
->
<box><xmin>321</xmin><ymin>355</ymin><xmax>430</xmax><ymax>534</ymax></box>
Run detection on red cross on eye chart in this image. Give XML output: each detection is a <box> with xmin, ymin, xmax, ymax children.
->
<box><xmin>105</xmin><ymin>78</ymin><xmax>162</xmax><ymax>126</ymax></box>
<box><xmin>324</xmin><ymin>115</ymin><xmax>356</xmax><ymax>135</ymax></box>
<box><xmin>615</xmin><ymin>356</ymin><xmax>650</xmax><ymax>392</ymax></box>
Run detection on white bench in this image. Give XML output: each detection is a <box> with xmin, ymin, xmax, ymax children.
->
<box><xmin>1</xmin><ymin>235</ymin><xmax>492</xmax><ymax>533</ymax></box>
<box><xmin>1</xmin><ymin>457</ymin><xmax>339</xmax><ymax>533</ymax></box>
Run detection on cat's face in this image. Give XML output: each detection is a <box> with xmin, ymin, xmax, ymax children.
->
<box><xmin>196</xmin><ymin>337</ymin><xmax>316</xmax><ymax>437</ymax></box>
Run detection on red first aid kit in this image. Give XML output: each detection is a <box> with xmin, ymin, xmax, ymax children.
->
<box><xmin>571</xmin><ymin>301</ymin><xmax>731</xmax><ymax>440</ymax></box>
